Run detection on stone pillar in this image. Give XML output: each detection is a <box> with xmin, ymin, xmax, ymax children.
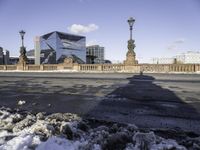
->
<box><xmin>124</xmin><ymin>39</ymin><xmax>138</xmax><ymax>66</ymax></box>
<box><xmin>18</xmin><ymin>46</ymin><xmax>28</xmax><ymax>70</ymax></box>
<box><xmin>40</xmin><ymin>65</ymin><xmax>44</xmax><ymax>71</ymax></box>
<box><xmin>62</xmin><ymin>57</ymin><xmax>73</xmax><ymax>70</ymax></box>
<box><xmin>97</xmin><ymin>64</ymin><xmax>102</xmax><ymax>71</ymax></box>
<box><xmin>124</xmin><ymin>17</ymin><xmax>138</xmax><ymax>66</ymax></box>
<box><xmin>3</xmin><ymin>65</ymin><xmax>6</xmax><ymax>70</ymax></box>
<box><xmin>17</xmin><ymin>63</ymin><xmax>25</xmax><ymax>70</ymax></box>
<box><xmin>73</xmin><ymin>63</ymin><xmax>79</xmax><ymax>71</ymax></box>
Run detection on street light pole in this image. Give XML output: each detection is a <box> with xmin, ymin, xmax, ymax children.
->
<box><xmin>18</xmin><ymin>30</ymin><xmax>27</xmax><ymax>65</ymax></box>
<box><xmin>19</xmin><ymin>30</ymin><xmax>25</xmax><ymax>47</ymax></box>
<box><xmin>124</xmin><ymin>17</ymin><xmax>137</xmax><ymax>65</ymax></box>
<box><xmin>127</xmin><ymin>17</ymin><xmax>135</xmax><ymax>40</ymax></box>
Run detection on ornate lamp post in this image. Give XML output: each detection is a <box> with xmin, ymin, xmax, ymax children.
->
<box><xmin>124</xmin><ymin>17</ymin><xmax>138</xmax><ymax>65</ymax></box>
<box><xmin>127</xmin><ymin>17</ymin><xmax>135</xmax><ymax>40</ymax></box>
<box><xmin>19</xmin><ymin>30</ymin><xmax>25</xmax><ymax>47</ymax></box>
<box><xmin>18</xmin><ymin>30</ymin><xmax>28</xmax><ymax>65</ymax></box>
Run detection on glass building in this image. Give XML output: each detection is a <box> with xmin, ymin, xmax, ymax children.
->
<box><xmin>86</xmin><ymin>45</ymin><xmax>105</xmax><ymax>64</ymax></box>
<box><xmin>36</xmin><ymin>31</ymin><xmax>86</xmax><ymax>64</ymax></box>
<box><xmin>0</xmin><ymin>47</ymin><xmax>10</xmax><ymax>65</ymax></box>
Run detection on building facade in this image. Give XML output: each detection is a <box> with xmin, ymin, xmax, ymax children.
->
<box><xmin>0</xmin><ymin>47</ymin><xmax>3</xmax><ymax>65</ymax></box>
<box><xmin>35</xmin><ymin>31</ymin><xmax>86</xmax><ymax>64</ymax></box>
<box><xmin>86</xmin><ymin>45</ymin><xmax>105</xmax><ymax>64</ymax></box>
<box><xmin>176</xmin><ymin>51</ymin><xmax>200</xmax><ymax>64</ymax></box>
<box><xmin>151</xmin><ymin>51</ymin><xmax>200</xmax><ymax>64</ymax></box>
<box><xmin>151</xmin><ymin>57</ymin><xmax>175</xmax><ymax>64</ymax></box>
<box><xmin>34</xmin><ymin>36</ymin><xmax>40</xmax><ymax>65</ymax></box>
<box><xmin>0</xmin><ymin>47</ymin><xmax>10</xmax><ymax>65</ymax></box>
<box><xmin>3</xmin><ymin>50</ymin><xmax>9</xmax><ymax>65</ymax></box>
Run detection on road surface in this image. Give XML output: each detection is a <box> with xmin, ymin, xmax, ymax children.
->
<box><xmin>0</xmin><ymin>72</ymin><xmax>200</xmax><ymax>133</ymax></box>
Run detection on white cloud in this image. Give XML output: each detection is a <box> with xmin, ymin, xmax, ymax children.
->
<box><xmin>174</xmin><ymin>38</ymin><xmax>185</xmax><ymax>44</ymax></box>
<box><xmin>167</xmin><ymin>38</ymin><xmax>186</xmax><ymax>50</ymax></box>
<box><xmin>68</xmin><ymin>24</ymin><xmax>99</xmax><ymax>34</ymax></box>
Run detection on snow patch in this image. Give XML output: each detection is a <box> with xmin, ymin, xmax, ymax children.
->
<box><xmin>0</xmin><ymin>107</ymin><xmax>198</xmax><ymax>150</ymax></box>
<box><xmin>17</xmin><ymin>100</ymin><xmax>26</xmax><ymax>105</ymax></box>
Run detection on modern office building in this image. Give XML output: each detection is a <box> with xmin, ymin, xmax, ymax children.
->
<box><xmin>3</xmin><ymin>49</ymin><xmax>9</xmax><ymax>65</ymax></box>
<box><xmin>9</xmin><ymin>56</ymin><xmax>19</xmax><ymax>65</ymax></box>
<box><xmin>0</xmin><ymin>47</ymin><xmax>10</xmax><ymax>65</ymax></box>
<box><xmin>86</xmin><ymin>45</ymin><xmax>105</xmax><ymax>64</ymax></box>
<box><xmin>34</xmin><ymin>36</ymin><xmax>40</xmax><ymax>65</ymax></box>
<box><xmin>26</xmin><ymin>49</ymin><xmax>35</xmax><ymax>57</ymax></box>
<box><xmin>0</xmin><ymin>47</ymin><xmax>3</xmax><ymax>65</ymax></box>
<box><xmin>35</xmin><ymin>31</ymin><xmax>86</xmax><ymax>64</ymax></box>
<box><xmin>9</xmin><ymin>55</ymin><xmax>34</xmax><ymax>65</ymax></box>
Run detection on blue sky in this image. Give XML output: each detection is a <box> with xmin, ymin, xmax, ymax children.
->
<box><xmin>0</xmin><ymin>0</ymin><xmax>199</xmax><ymax>63</ymax></box>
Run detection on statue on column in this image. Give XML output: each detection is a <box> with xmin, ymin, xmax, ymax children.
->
<box><xmin>18</xmin><ymin>46</ymin><xmax>28</xmax><ymax>64</ymax></box>
<box><xmin>124</xmin><ymin>17</ymin><xmax>138</xmax><ymax>65</ymax></box>
<box><xmin>18</xmin><ymin>30</ymin><xmax>28</xmax><ymax>65</ymax></box>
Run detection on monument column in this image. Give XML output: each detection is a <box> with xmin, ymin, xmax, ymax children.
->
<box><xmin>124</xmin><ymin>17</ymin><xmax>138</xmax><ymax>65</ymax></box>
<box><xmin>18</xmin><ymin>30</ymin><xmax>28</xmax><ymax>70</ymax></box>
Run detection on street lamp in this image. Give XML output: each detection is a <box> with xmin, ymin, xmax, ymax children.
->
<box><xmin>127</xmin><ymin>17</ymin><xmax>135</xmax><ymax>40</ymax></box>
<box><xmin>18</xmin><ymin>30</ymin><xmax>27</xmax><ymax>65</ymax></box>
<box><xmin>124</xmin><ymin>17</ymin><xmax>137</xmax><ymax>65</ymax></box>
<box><xmin>19</xmin><ymin>30</ymin><xmax>25</xmax><ymax>47</ymax></box>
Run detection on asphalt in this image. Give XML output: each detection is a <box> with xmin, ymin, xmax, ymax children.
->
<box><xmin>0</xmin><ymin>72</ymin><xmax>200</xmax><ymax>133</ymax></box>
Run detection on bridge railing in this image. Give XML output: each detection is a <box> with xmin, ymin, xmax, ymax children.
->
<box><xmin>102</xmin><ymin>64</ymin><xmax>124</xmax><ymax>71</ymax></box>
<box><xmin>43</xmin><ymin>64</ymin><xmax>58</xmax><ymax>71</ymax></box>
<box><xmin>0</xmin><ymin>65</ymin><xmax>17</xmax><ymax>71</ymax></box>
<box><xmin>80</xmin><ymin>64</ymin><xmax>99</xmax><ymax>71</ymax></box>
<box><xmin>26</xmin><ymin>65</ymin><xmax>40</xmax><ymax>70</ymax></box>
<box><xmin>0</xmin><ymin>63</ymin><xmax>200</xmax><ymax>73</ymax></box>
<box><xmin>79</xmin><ymin>64</ymin><xmax>125</xmax><ymax>72</ymax></box>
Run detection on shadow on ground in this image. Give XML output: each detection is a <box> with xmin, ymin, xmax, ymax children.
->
<box><xmin>0</xmin><ymin>73</ymin><xmax>200</xmax><ymax>133</ymax></box>
<box><xmin>85</xmin><ymin>74</ymin><xmax>200</xmax><ymax>133</ymax></box>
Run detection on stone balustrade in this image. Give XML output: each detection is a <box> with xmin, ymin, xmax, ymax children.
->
<box><xmin>0</xmin><ymin>63</ymin><xmax>200</xmax><ymax>73</ymax></box>
<box><xmin>43</xmin><ymin>64</ymin><xmax>58</xmax><ymax>71</ymax></box>
<box><xmin>80</xmin><ymin>64</ymin><xmax>99</xmax><ymax>71</ymax></box>
<box><xmin>102</xmin><ymin>64</ymin><xmax>124</xmax><ymax>72</ymax></box>
<box><xmin>26</xmin><ymin>65</ymin><xmax>41</xmax><ymax>70</ymax></box>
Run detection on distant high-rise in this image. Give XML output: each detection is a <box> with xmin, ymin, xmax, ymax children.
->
<box><xmin>34</xmin><ymin>36</ymin><xmax>40</xmax><ymax>65</ymax></box>
<box><xmin>35</xmin><ymin>31</ymin><xmax>86</xmax><ymax>64</ymax></box>
<box><xmin>0</xmin><ymin>47</ymin><xmax>10</xmax><ymax>65</ymax></box>
<box><xmin>3</xmin><ymin>49</ymin><xmax>10</xmax><ymax>65</ymax></box>
<box><xmin>86</xmin><ymin>45</ymin><xmax>105</xmax><ymax>64</ymax></box>
<box><xmin>0</xmin><ymin>47</ymin><xmax>3</xmax><ymax>65</ymax></box>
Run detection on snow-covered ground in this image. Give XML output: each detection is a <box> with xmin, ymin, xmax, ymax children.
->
<box><xmin>0</xmin><ymin>107</ymin><xmax>199</xmax><ymax>150</ymax></box>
